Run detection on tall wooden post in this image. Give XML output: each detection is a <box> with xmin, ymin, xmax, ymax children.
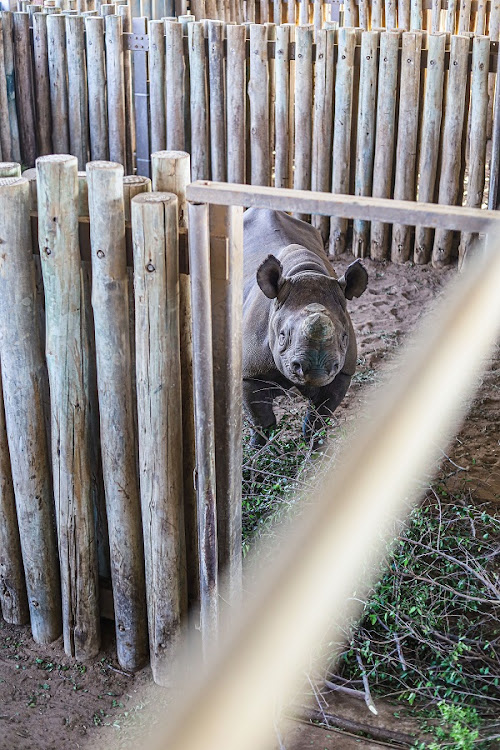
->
<box><xmin>37</xmin><ymin>154</ymin><xmax>100</xmax><ymax>659</ymax></box>
<box><xmin>0</xmin><ymin>176</ymin><xmax>61</xmax><ymax>644</ymax></box>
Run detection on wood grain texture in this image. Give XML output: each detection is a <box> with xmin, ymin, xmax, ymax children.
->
<box><xmin>149</xmin><ymin>20</ymin><xmax>167</xmax><ymax>154</ymax></box>
<box><xmin>207</xmin><ymin>21</ymin><xmax>226</xmax><ymax>181</ymax></box>
<box><xmin>311</xmin><ymin>27</ymin><xmax>335</xmax><ymax>242</ymax></box>
<box><xmin>13</xmin><ymin>13</ymin><xmax>36</xmax><ymax>167</ymax></box>
<box><xmin>132</xmin><ymin>191</ymin><xmax>187</xmax><ymax>686</ymax></box>
<box><xmin>37</xmin><ymin>154</ymin><xmax>100</xmax><ymax>659</ymax></box>
<box><xmin>188</xmin><ymin>22</ymin><xmax>209</xmax><ymax>180</ymax></box>
<box><xmin>87</xmin><ymin>161</ymin><xmax>148</xmax><ymax>671</ymax></box>
<box><xmin>0</xmin><ymin>176</ymin><xmax>61</xmax><ymax>644</ymax></box>
<box><xmin>85</xmin><ymin>16</ymin><xmax>109</xmax><ymax>161</ymax></box>
<box><xmin>0</xmin><ymin>12</ymin><xmax>21</xmax><ymax>162</ymax></box>
<box><xmin>32</xmin><ymin>12</ymin><xmax>52</xmax><ymax>156</ymax></box>
<box><xmin>227</xmin><ymin>24</ymin><xmax>246</xmax><ymax>184</ymax></box>
<box><xmin>165</xmin><ymin>20</ymin><xmax>186</xmax><ymax>151</ymax></box>
<box><xmin>249</xmin><ymin>24</ymin><xmax>270</xmax><ymax>186</ymax></box>
<box><xmin>105</xmin><ymin>14</ymin><xmax>126</xmax><ymax>165</ymax></box>
<box><xmin>47</xmin><ymin>13</ymin><xmax>69</xmax><ymax>154</ymax></box>
<box><xmin>66</xmin><ymin>15</ymin><xmax>89</xmax><ymax>169</ymax></box>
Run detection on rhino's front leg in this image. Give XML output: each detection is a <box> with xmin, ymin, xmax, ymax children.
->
<box><xmin>302</xmin><ymin>371</ymin><xmax>352</xmax><ymax>444</ymax></box>
<box><xmin>243</xmin><ymin>378</ymin><xmax>281</xmax><ymax>447</ymax></box>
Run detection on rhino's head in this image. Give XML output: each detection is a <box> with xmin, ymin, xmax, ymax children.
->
<box><xmin>256</xmin><ymin>252</ymin><xmax>367</xmax><ymax>388</ymax></box>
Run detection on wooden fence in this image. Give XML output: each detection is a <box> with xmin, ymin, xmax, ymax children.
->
<box><xmin>1</xmin><ymin>10</ymin><xmax>499</xmax><ymax>266</ymax></box>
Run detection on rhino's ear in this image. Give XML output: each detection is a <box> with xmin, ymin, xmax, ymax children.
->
<box><xmin>338</xmin><ymin>259</ymin><xmax>368</xmax><ymax>300</ymax></box>
<box><xmin>256</xmin><ymin>255</ymin><xmax>284</xmax><ymax>299</ymax></box>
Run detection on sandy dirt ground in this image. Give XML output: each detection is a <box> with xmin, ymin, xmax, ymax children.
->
<box><xmin>0</xmin><ymin>254</ymin><xmax>498</xmax><ymax>750</ymax></box>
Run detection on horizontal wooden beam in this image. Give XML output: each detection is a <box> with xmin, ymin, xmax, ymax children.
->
<box><xmin>186</xmin><ymin>181</ymin><xmax>499</xmax><ymax>233</ymax></box>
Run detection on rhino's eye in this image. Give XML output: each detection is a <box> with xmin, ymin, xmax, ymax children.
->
<box><xmin>278</xmin><ymin>330</ymin><xmax>287</xmax><ymax>348</ymax></box>
<box><xmin>342</xmin><ymin>332</ymin><xmax>348</xmax><ymax>346</ymax></box>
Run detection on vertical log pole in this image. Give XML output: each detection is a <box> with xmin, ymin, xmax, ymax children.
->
<box><xmin>249</xmin><ymin>23</ymin><xmax>270</xmax><ymax>186</ymax></box>
<box><xmin>358</xmin><ymin>0</ymin><xmax>368</xmax><ymax>28</ymax></box>
<box><xmin>132</xmin><ymin>191</ymin><xmax>186</xmax><ymax>686</ymax></box>
<box><xmin>410</xmin><ymin>0</ymin><xmax>423</xmax><ymax>28</ymax></box>
<box><xmin>188</xmin><ymin>21</ymin><xmax>210</xmax><ymax>180</ymax></box>
<box><xmin>208</xmin><ymin>21</ymin><xmax>227</xmax><ymax>181</ymax></box>
<box><xmin>385</xmin><ymin>0</ymin><xmax>397</xmax><ymax>27</ymax></box>
<box><xmin>274</xmin><ymin>24</ymin><xmax>290</xmax><ymax>189</ymax></box>
<box><xmin>329</xmin><ymin>27</ymin><xmax>356</xmax><ymax>256</ymax></box>
<box><xmin>287</xmin><ymin>0</ymin><xmax>295</xmax><ymax>23</ymax></box>
<box><xmin>47</xmin><ymin>13</ymin><xmax>70</xmax><ymax>153</ymax></box>
<box><xmin>0</xmin><ymin>176</ymin><xmax>61</xmax><ymax>644</ymax></box>
<box><xmin>445</xmin><ymin>0</ymin><xmax>457</xmax><ymax>32</ymax></box>
<box><xmin>457</xmin><ymin>0</ymin><xmax>471</xmax><ymax>31</ymax></box>
<box><xmin>299</xmin><ymin>0</ymin><xmax>308</xmax><ymax>24</ymax></box>
<box><xmin>66</xmin><ymin>15</ymin><xmax>89</xmax><ymax>169</ymax></box>
<box><xmin>353</xmin><ymin>30</ymin><xmax>379</xmax><ymax>258</ymax></box>
<box><xmin>431</xmin><ymin>34</ymin><xmax>469</xmax><ymax>268</ymax></box>
<box><xmin>85</xmin><ymin>16</ymin><xmax>109</xmax><ymax>161</ymax></box>
<box><xmin>265</xmin><ymin>22</ymin><xmax>275</xmax><ymax>178</ymax></box>
<box><xmin>151</xmin><ymin>151</ymin><xmax>198</xmax><ymax>614</ymax></box>
<box><xmin>344</xmin><ymin>0</ymin><xmax>358</xmax><ymax>26</ymax></box>
<box><xmin>457</xmin><ymin>36</ymin><xmax>489</xmax><ymax>267</ymax></box>
<box><xmin>105</xmin><ymin>14</ymin><xmax>126</xmax><ymax>166</ymax></box>
<box><xmin>13</xmin><ymin>13</ymin><xmax>37</xmax><ymax>167</ymax></box>
<box><xmin>311</xmin><ymin>27</ymin><xmax>335</xmax><ymax>242</ymax></box>
<box><xmin>209</xmin><ymin>204</ymin><xmax>244</xmax><ymax>612</ymax></box>
<box><xmin>0</xmin><ymin>12</ymin><xmax>21</xmax><ymax>162</ymax></box>
<box><xmin>227</xmin><ymin>24</ymin><xmax>246</xmax><ymax>184</ymax></box>
<box><xmin>149</xmin><ymin>20</ymin><xmax>167</xmax><ymax>154</ymax></box>
<box><xmin>165</xmin><ymin>20</ymin><xmax>186</xmax><ymax>151</ymax></box>
<box><xmin>188</xmin><ymin>200</ymin><xmax>219</xmax><ymax>656</ymax></box>
<box><xmin>0</xmin><ymin>19</ymin><xmax>13</xmax><ymax>161</ymax></box>
<box><xmin>118</xmin><ymin>4</ymin><xmax>135</xmax><ymax>174</ymax></box>
<box><xmin>37</xmin><ymin>155</ymin><xmax>100</xmax><ymax>660</ymax></box>
<box><xmin>431</xmin><ymin>0</ymin><xmax>440</xmax><ymax>30</ymax></box>
<box><xmin>293</xmin><ymin>25</ymin><xmax>313</xmax><ymax>219</ymax></box>
<box><xmin>32</xmin><ymin>12</ymin><xmax>52</xmax><ymax>156</ymax></box>
<box><xmin>0</xmin><ymin>370</ymin><xmax>29</xmax><ymax>625</ymax></box>
<box><xmin>414</xmin><ymin>32</ymin><xmax>445</xmax><ymax>264</ymax></box>
<box><xmin>391</xmin><ymin>31</ymin><xmax>422</xmax><ymax>263</ymax></box>
<box><xmin>87</xmin><ymin>161</ymin><xmax>148</xmax><ymax>671</ymax></box>
<box><xmin>399</xmin><ymin>0</ymin><xmax>410</xmax><ymax>27</ymax></box>
<box><xmin>371</xmin><ymin>30</ymin><xmax>400</xmax><ymax>260</ymax></box>
<box><xmin>475</xmin><ymin>0</ymin><xmax>486</xmax><ymax>33</ymax></box>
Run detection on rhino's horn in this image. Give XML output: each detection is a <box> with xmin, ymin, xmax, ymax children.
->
<box><xmin>302</xmin><ymin>312</ymin><xmax>335</xmax><ymax>342</ymax></box>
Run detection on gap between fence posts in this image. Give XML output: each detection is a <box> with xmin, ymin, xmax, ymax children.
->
<box><xmin>132</xmin><ymin>190</ymin><xmax>187</xmax><ymax>686</ymax></box>
<box><xmin>37</xmin><ymin>154</ymin><xmax>100</xmax><ymax>660</ymax></box>
<box><xmin>0</xmin><ymin>176</ymin><xmax>62</xmax><ymax>644</ymax></box>
<box><xmin>87</xmin><ymin>160</ymin><xmax>149</xmax><ymax>672</ymax></box>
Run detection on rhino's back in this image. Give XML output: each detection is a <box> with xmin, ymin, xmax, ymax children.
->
<box><xmin>243</xmin><ymin>208</ymin><xmax>331</xmax><ymax>301</ymax></box>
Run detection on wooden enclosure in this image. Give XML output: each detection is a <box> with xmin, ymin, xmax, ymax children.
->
<box><xmin>1</xmin><ymin>6</ymin><xmax>499</xmax><ymax>264</ymax></box>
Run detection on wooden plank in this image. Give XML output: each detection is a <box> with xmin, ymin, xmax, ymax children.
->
<box><xmin>0</xmin><ymin>369</ymin><xmax>29</xmax><ymax>626</ymax></box>
<box><xmin>13</xmin><ymin>13</ymin><xmax>36</xmax><ymax>166</ymax></box>
<box><xmin>414</xmin><ymin>32</ymin><xmax>446</xmax><ymax>264</ymax></box>
<box><xmin>186</xmin><ymin>180</ymin><xmax>499</xmax><ymax>232</ymax></box>
<box><xmin>209</xmin><ymin>204</ymin><xmax>243</xmax><ymax>613</ymax></box>
<box><xmin>371</xmin><ymin>30</ymin><xmax>400</xmax><ymax>260</ymax></box>
<box><xmin>458</xmin><ymin>0</ymin><xmax>472</xmax><ymax>29</ymax></box>
<box><xmin>208</xmin><ymin>20</ymin><xmax>226</xmax><ymax>181</ymax></box>
<box><xmin>329</xmin><ymin>27</ymin><xmax>356</xmax><ymax>256</ymax></box>
<box><xmin>188</xmin><ymin>21</ymin><xmax>209</xmax><ymax>180</ymax></box>
<box><xmin>293</xmin><ymin>24</ymin><xmax>313</xmax><ymax>220</ymax></box>
<box><xmin>32</xmin><ymin>12</ymin><xmax>52</xmax><ymax>156</ymax></box>
<box><xmin>458</xmin><ymin>35</ymin><xmax>489</xmax><ymax>267</ymax></box>
<box><xmin>37</xmin><ymin>154</ymin><xmax>100</xmax><ymax>660</ymax></box>
<box><xmin>0</xmin><ymin>20</ymin><xmax>12</xmax><ymax>161</ymax></box>
<box><xmin>0</xmin><ymin>176</ymin><xmax>62</xmax><ymax>645</ymax></box>
<box><xmin>66</xmin><ymin>15</ymin><xmax>88</xmax><ymax>168</ymax></box>
<box><xmin>274</xmin><ymin>23</ymin><xmax>290</xmax><ymax>189</ymax></box>
<box><xmin>150</xmin><ymin>150</ymin><xmax>198</xmax><ymax>617</ymax></box>
<box><xmin>105</xmin><ymin>14</ymin><xmax>126</xmax><ymax>166</ymax></box>
<box><xmin>165</xmin><ymin>20</ymin><xmax>186</xmax><ymax>150</ymax></box>
<box><xmin>249</xmin><ymin>23</ymin><xmax>270</xmax><ymax>186</ymax></box>
<box><xmin>85</xmin><ymin>16</ymin><xmax>108</xmax><ymax>160</ymax></box>
<box><xmin>47</xmin><ymin>13</ymin><xmax>70</xmax><ymax>154</ymax></box>
<box><xmin>187</xmin><ymin>200</ymin><xmax>219</xmax><ymax>657</ymax></box>
<box><xmin>432</xmin><ymin>34</ymin><xmax>469</xmax><ymax>267</ymax></box>
<box><xmin>87</xmin><ymin>161</ymin><xmax>148</xmax><ymax>671</ymax></box>
<box><xmin>227</xmin><ymin>24</ymin><xmax>246</xmax><ymax>184</ymax></box>
<box><xmin>132</xmin><ymin>191</ymin><xmax>186</xmax><ymax>686</ymax></box>
<box><xmin>311</xmin><ymin>26</ymin><xmax>335</xmax><ymax>242</ymax></box>
<box><xmin>399</xmin><ymin>0</ymin><xmax>411</xmax><ymax>26</ymax></box>
<box><xmin>0</xmin><ymin>13</ymin><xmax>21</xmax><ymax>162</ymax></box>
<box><xmin>149</xmin><ymin>20</ymin><xmax>166</xmax><ymax>153</ymax></box>
<box><xmin>391</xmin><ymin>31</ymin><xmax>422</xmax><ymax>263</ymax></box>
<box><xmin>353</xmin><ymin>30</ymin><xmax>379</xmax><ymax>258</ymax></box>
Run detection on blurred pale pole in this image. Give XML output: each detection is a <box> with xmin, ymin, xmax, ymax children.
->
<box><xmin>96</xmin><ymin>230</ymin><xmax>500</xmax><ymax>750</ymax></box>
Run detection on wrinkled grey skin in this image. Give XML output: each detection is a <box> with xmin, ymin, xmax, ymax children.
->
<box><xmin>243</xmin><ymin>208</ymin><xmax>368</xmax><ymax>446</ymax></box>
